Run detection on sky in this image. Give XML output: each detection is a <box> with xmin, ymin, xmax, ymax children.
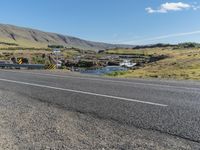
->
<box><xmin>0</xmin><ymin>0</ymin><xmax>200</xmax><ymax>45</ymax></box>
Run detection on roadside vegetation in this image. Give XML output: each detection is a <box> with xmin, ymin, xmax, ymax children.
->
<box><xmin>1</xmin><ymin>42</ymin><xmax>200</xmax><ymax>80</ymax></box>
<box><xmin>107</xmin><ymin>46</ymin><xmax>200</xmax><ymax>80</ymax></box>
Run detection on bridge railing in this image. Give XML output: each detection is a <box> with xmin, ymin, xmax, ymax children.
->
<box><xmin>0</xmin><ymin>63</ymin><xmax>45</xmax><ymax>69</ymax></box>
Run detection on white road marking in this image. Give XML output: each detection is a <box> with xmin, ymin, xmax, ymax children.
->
<box><xmin>0</xmin><ymin>78</ymin><xmax>168</xmax><ymax>107</ymax></box>
<box><xmin>1</xmin><ymin>69</ymin><xmax>200</xmax><ymax>91</ymax></box>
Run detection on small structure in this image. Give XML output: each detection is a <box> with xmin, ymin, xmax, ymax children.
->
<box><xmin>52</xmin><ymin>49</ymin><xmax>62</xmax><ymax>68</ymax></box>
<box><xmin>120</xmin><ymin>60</ymin><xmax>136</xmax><ymax>68</ymax></box>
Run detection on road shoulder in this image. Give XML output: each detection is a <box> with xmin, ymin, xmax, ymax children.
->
<box><xmin>0</xmin><ymin>89</ymin><xmax>199</xmax><ymax>149</ymax></box>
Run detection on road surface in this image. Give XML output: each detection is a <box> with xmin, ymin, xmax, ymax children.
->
<box><xmin>0</xmin><ymin>69</ymin><xmax>200</xmax><ymax>144</ymax></box>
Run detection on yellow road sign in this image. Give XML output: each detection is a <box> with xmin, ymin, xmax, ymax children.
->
<box><xmin>18</xmin><ymin>59</ymin><xmax>23</xmax><ymax>64</ymax></box>
<box><xmin>46</xmin><ymin>64</ymin><xmax>56</xmax><ymax>70</ymax></box>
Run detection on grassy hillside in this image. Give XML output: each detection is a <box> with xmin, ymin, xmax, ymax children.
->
<box><xmin>0</xmin><ymin>24</ymin><xmax>134</xmax><ymax>50</ymax></box>
<box><xmin>107</xmin><ymin>47</ymin><xmax>200</xmax><ymax>80</ymax></box>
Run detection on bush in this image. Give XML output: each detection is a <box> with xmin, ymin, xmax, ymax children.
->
<box><xmin>32</xmin><ymin>56</ymin><xmax>45</xmax><ymax>64</ymax></box>
<box><xmin>48</xmin><ymin>45</ymin><xmax>64</xmax><ymax>48</ymax></box>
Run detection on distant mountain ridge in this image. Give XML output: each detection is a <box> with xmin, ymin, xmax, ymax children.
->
<box><xmin>0</xmin><ymin>24</ymin><xmax>134</xmax><ymax>50</ymax></box>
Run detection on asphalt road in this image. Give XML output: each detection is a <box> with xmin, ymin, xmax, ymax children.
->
<box><xmin>0</xmin><ymin>69</ymin><xmax>200</xmax><ymax>144</ymax></box>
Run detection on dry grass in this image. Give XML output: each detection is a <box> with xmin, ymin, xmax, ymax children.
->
<box><xmin>0</xmin><ymin>37</ymin><xmax>47</xmax><ymax>48</ymax></box>
<box><xmin>107</xmin><ymin>47</ymin><xmax>200</xmax><ymax>80</ymax></box>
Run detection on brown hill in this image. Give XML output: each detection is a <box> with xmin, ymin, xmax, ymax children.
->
<box><xmin>0</xmin><ymin>24</ymin><xmax>133</xmax><ymax>50</ymax></box>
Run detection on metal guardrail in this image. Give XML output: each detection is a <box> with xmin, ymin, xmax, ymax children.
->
<box><xmin>0</xmin><ymin>63</ymin><xmax>45</xmax><ymax>69</ymax></box>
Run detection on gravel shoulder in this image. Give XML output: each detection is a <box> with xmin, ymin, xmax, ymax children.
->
<box><xmin>0</xmin><ymin>89</ymin><xmax>199</xmax><ymax>150</ymax></box>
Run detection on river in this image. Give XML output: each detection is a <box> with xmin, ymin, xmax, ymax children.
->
<box><xmin>80</xmin><ymin>66</ymin><xmax>127</xmax><ymax>75</ymax></box>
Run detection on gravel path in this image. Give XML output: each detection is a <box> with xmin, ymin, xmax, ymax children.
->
<box><xmin>0</xmin><ymin>89</ymin><xmax>199</xmax><ymax>150</ymax></box>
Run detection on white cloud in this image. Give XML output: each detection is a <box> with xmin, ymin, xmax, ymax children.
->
<box><xmin>146</xmin><ymin>2</ymin><xmax>199</xmax><ymax>13</ymax></box>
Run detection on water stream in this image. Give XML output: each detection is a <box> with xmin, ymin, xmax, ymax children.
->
<box><xmin>80</xmin><ymin>66</ymin><xmax>127</xmax><ymax>75</ymax></box>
